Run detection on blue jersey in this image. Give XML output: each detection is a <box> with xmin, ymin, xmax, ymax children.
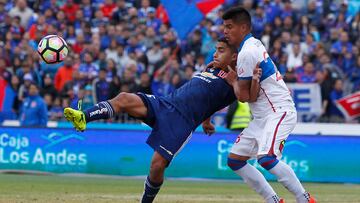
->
<box><xmin>163</xmin><ymin>68</ymin><xmax>236</xmax><ymax>127</ymax></box>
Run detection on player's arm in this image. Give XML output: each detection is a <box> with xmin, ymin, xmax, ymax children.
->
<box><xmin>230</xmin><ymin>77</ymin><xmax>251</xmax><ymax>103</ymax></box>
<box><xmin>225</xmin><ymin>51</ymin><xmax>255</xmax><ymax>102</ymax></box>
<box><xmin>249</xmin><ymin>63</ymin><xmax>262</xmax><ymax>102</ymax></box>
<box><xmin>202</xmin><ymin>117</ymin><xmax>215</xmax><ymax>136</ymax></box>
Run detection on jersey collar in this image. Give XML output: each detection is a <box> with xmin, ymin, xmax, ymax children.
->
<box><xmin>238</xmin><ymin>33</ymin><xmax>253</xmax><ymax>51</ymax></box>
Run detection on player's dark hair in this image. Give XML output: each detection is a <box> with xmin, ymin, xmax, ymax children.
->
<box><xmin>217</xmin><ymin>37</ymin><xmax>237</xmax><ymax>53</ymax></box>
<box><xmin>222</xmin><ymin>6</ymin><xmax>251</xmax><ymax>28</ymax></box>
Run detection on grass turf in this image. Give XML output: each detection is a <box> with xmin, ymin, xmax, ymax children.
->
<box><xmin>0</xmin><ymin>174</ymin><xmax>359</xmax><ymax>202</ymax></box>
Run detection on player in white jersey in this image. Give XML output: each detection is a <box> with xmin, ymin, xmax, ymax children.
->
<box><xmin>222</xmin><ymin>7</ymin><xmax>316</xmax><ymax>203</ymax></box>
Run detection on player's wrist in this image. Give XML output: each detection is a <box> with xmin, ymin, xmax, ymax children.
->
<box><xmin>252</xmin><ymin>77</ymin><xmax>260</xmax><ymax>82</ymax></box>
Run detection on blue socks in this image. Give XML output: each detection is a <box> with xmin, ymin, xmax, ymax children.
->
<box><xmin>141</xmin><ymin>176</ymin><xmax>163</xmax><ymax>203</ymax></box>
<box><xmin>83</xmin><ymin>101</ymin><xmax>114</xmax><ymax>122</ymax></box>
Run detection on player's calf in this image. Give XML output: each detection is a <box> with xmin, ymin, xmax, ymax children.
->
<box><xmin>258</xmin><ymin>155</ymin><xmax>316</xmax><ymax>203</ymax></box>
<box><xmin>227</xmin><ymin>156</ymin><xmax>282</xmax><ymax>203</ymax></box>
<box><xmin>141</xmin><ymin>152</ymin><xmax>168</xmax><ymax>203</ymax></box>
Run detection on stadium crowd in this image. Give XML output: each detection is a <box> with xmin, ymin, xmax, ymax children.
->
<box><xmin>0</xmin><ymin>0</ymin><xmax>359</xmax><ymax>125</ymax></box>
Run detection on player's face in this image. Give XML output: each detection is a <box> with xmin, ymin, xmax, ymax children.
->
<box><xmin>223</xmin><ymin>19</ymin><xmax>246</xmax><ymax>46</ymax></box>
<box><xmin>213</xmin><ymin>42</ymin><xmax>235</xmax><ymax>70</ymax></box>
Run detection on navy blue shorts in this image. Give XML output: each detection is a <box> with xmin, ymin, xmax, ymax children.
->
<box><xmin>137</xmin><ymin>93</ymin><xmax>193</xmax><ymax>162</ymax></box>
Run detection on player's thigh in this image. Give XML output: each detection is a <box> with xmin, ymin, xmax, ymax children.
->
<box><xmin>258</xmin><ymin>112</ymin><xmax>297</xmax><ymax>157</ymax></box>
<box><xmin>109</xmin><ymin>92</ymin><xmax>147</xmax><ymax>118</ymax></box>
<box><xmin>230</xmin><ymin>130</ymin><xmax>258</xmax><ymax>158</ymax></box>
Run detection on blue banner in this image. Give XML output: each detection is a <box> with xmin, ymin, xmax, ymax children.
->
<box><xmin>0</xmin><ymin>127</ymin><xmax>359</xmax><ymax>183</ymax></box>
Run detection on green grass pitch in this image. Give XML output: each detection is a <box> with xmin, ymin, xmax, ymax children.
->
<box><xmin>0</xmin><ymin>174</ymin><xmax>359</xmax><ymax>202</ymax></box>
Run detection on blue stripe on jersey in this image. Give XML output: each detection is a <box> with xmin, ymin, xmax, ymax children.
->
<box><xmin>238</xmin><ymin>33</ymin><xmax>253</xmax><ymax>51</ymax></box>
<box><xmin>259</xmin><ymin>57</ymin><xmax>276</xmax><ymax>82</ymax></box>
<box><xmin>239</xmin><ymin>76</ymin><xmax>252</xmax><ymax>80</ymax></box>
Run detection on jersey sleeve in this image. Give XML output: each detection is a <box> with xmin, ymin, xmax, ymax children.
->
<box><xmin>236</xmin><ymin>50</ymin><xmax>256</xmax><ymax>80</ymax></box>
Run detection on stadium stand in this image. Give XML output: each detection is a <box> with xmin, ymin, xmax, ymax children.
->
<box><xmin>0</xmin><ymin>0</ymin><xmax>360</xmax><ymax>125</ymax></box>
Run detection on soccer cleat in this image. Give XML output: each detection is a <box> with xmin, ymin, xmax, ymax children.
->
<box><xmin>308</xmin><ymin>194</ymin><xmax>317</xmax><ymax>203</ymax></box>
<box><xmin>279</xmin><ymin>198</ymin><xmax>285</xmax><ymax>203</ymax></box>
<box><xmin>64</xmin><ymin>107</ymin><xmax>86</xmax><ymax>132</ymax></box>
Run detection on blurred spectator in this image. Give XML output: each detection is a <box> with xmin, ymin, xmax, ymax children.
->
<box><xmin>317</xmin><ymin>69</ymin><xmax>333</xmax><ymax>121</ymax></box>
<box><xmin>54</xmin><ymin>56</ymin><xmax>75</xmax><ymax>92</ymax></box>
<box><xmin>92</xmin><ymin>68</ymin><xmax>110</xmax><ymax>103</ymax></box>
<box><xmin>287</xmin><ymin>43</ymin><xmax>303</xmax><ymax>70</ymax></box>
<box><xmin>331</xmin><ymin>31</ymin><xmax>352</xmax><ymax>55</ymax></box>
<box><xmin>108</xmin><ymin>75</ymin><xmax>121</xmax><ymax>99</ymax></box>
<box><xmin>146</xmin><ymin>40</ymin><xmax>163</xmax><ymax>68</ymax></box>
<box><xmin>112</xmin><ymin>0</ymin><xmax>128</xmax><ymax>23</ymax></box>
<box><xmin>349</xmin><ymin>56</ymin><xmax>360</xmax><ymax>92</ymax></box>
<box><xmin>327</xmin><ymin>79</ymin><xmax>345</xmax><ymax>123</ymax></box>
<box><xmin>41</xmin><ymin>74</ymin><xmax>57</xmax><ymax>99</ymax></box>
<box><xmin>151</xmin><ymin>60</ymin><xmax>174</xmax><ymax>96</ymax></box>
<box><xmin>61</xmin><ymin>0</ymin><xmax>79</xmax><ymax>23</ymax></box>
<box><xmin>61</xmin><ymin>70</ymin><xmax>84</xmax><ymax>98</ymax></box>
<box><xmin>297</xmin><ymin>62</ymin><xmax>316</xmax><ymax>83</ymax></box>
<box><xmin>79</xmin><ymin>52</ymin><xmax>99</xmax><ymax>81</ymax></box>
<box><xmin>18</xmin><ymin>73</ymin><xmax>33</xmax><ymax>102</ymax></box>
<box><xmin>0</xmin><ymin>57</ymin><xmax>11</xmax><ymax>82</ymax></box>
<box><xmin>183</xmin><ymin>65</ymin><xmax>195</xmax><ymax>83</ymax></box>
<box><xmin>8</xmin><ymin>0</ymin><xmax>34</xmax><ymax>28</ymax></box>
<box><xmin>100</xmin><ymin>0</ymin><xmax>116</xmax><ymax>19</ymax></box>
<box><xmin>137</xmin><ymin>72</ymin><xmax>152</xmax><ymax>94</ymax></box>
<box><xmin>48</xmin><ymin>96</ymin><xmax>63</xmax><ymax>121</ymax></box>
<box><xmin>9</xmin><ymin>75</ymin><xmax>21</xmax><ymax>116</ymax></box>
<box><xmin>82</xmin><ymin>85</ymin><xmax>95</xmax><ymax>110</ymax></box>
<box><xmin>81</xmin><ymin>0</ymin><xmax>95</xmax><ymax>22</ymax></box>
<box><xmin>252</xmin><ymin>5</ymin><xmax>266</xmax><ymax>39</ymax></box>
<box><xmin>263</xmin><ymin>0</ymin><xmax>281</xmax><ymax>24</ymax></box>
<box><xmin>19</xmin><ymin>82</ymin><xmax>48</xmax><ymax>127</ymax></box>
<box><xmin>184</xmin><ymin>30</ymin><xmax>202</xmax><ymax>57</ymax></box>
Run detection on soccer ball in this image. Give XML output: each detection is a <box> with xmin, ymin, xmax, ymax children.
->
<box><xmin>37</xmin><ymin>35</ymin><xmax>69</xmax><ymax>64</ymax></box>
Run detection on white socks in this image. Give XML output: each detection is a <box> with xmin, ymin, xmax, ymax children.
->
<box><xmin>269</xmin><ymin>160</ymin><xmax>308</xmax><ymax>203</ymax></box>
<box><xmin>235</xmin><ymin>163</ymin><xmax>279</xmax><ymax>203</ymax></box>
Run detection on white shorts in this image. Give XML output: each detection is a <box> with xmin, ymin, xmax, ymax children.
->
<box><xmin>230</xmin><ymin>111</ymin><xmax>297</xmax><ymax>159</ymax></box>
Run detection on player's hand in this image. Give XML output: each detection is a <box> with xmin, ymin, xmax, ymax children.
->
<box><xmin>252</xmin><ymin>63</ymin><xmax>262</xmax><ymax>82</ymax></box>
<box><xmin>225</xmin><ymin>65</ymin><xmax>238</xmax><ymax>86</ymax></box>
<box><xmin>202</xmin><ymin>122</ymin><xmax>215</xmax><ymax>136</ymax></box>
<box><xmin>206</xmin><ymin>61</ymin><xmax>214</xmax><ymax>69</ymax></box>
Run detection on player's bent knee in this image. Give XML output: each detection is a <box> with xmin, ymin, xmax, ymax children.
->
<box><xmin>150</xmin><ymin>156</ymin><xmax>168</xmax><ymax>173</ymax></box>
<box><xmin>257</xmin><ymin>155</ymin><xmax>279</xmax><ymax>170</ymax></box>
<box><xmin>227</xmin><ymin>157</ymin><xmax>247</xmax><ymax>171</ymax></box>
<box><xmin>111</xmin><ymin>92</ymin><xmax>132</xmax><ymax>108</ymax></box>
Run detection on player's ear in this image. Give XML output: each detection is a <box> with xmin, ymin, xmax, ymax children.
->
<box><xmin>231</xmin><ymin>53</ymin><xmax>237</xmax><ymax>62</ymax></box>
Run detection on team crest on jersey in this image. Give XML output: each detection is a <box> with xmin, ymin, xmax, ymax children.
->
<box><xmin>200</xmin><ymin>72</ymin><xmax>218</xmax><ymax>79</ymax></box>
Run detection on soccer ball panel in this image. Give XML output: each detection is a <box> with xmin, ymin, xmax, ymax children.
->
<box><xmin>42</xmin><ymin>49</ymin><xmax>58</xmax><ymax>64</ymax></box>
<box><xmin>48</xmin><ymin>37</ymin><xmax>64</xmax><ymax>50</ymax></box>
<box><xmin>37</xmin><ymin>38</ymin><xmax>48</xmax><ymax>54</ymax></box>
<box><xmin>59</xmin><ymin>47</ymin><xmax>68</xmax><ymax>61</ymax></box>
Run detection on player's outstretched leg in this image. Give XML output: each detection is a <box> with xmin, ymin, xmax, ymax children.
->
<box><xmin>258</xmin><ymin>155</ymin><xmax>316</xmax><ymax>203</ymax></box>
<box><xmin>227</xmin><ymin>153</ymin><xmax>283</xmax><ymax>203</ymax></box>
<box><xmin>141</xmin><ymin>152</ymin><xmax>168</xmax><ymax>203</ymax></box>
<box><xmin>64</xmin><ymin>92</ymin><xmax>147</xmax><ymax>131</ymax></box>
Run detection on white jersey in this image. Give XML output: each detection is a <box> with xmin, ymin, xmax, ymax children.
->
<box><xmin>237</xmin><ymin>34</ymin><xmax>295</xmax><ymax>118</ymax></box>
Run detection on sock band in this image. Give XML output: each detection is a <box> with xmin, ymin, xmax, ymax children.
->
<box><xmin>101</xmin><ymin>101</ymin><xmax>114</xmax><ymax>118</ymax></box>
<box><xmin>84</xmin><ymin>101</ymin><xmax>115</xmax><ymax>122</ymax></box>
<box><xmin>258</xmin><ymin>155</ymin><xmax>279</xmax><ymax>170</ymax></box>
<box><xmin>146</xmin><ymin>176</ymin><xmax>162</xmax><ymax>189</ymax></box>
<box><xmin>227</xmin><ymin>158</ymin><xmax>247</xmax><ymax>171</ymax></box>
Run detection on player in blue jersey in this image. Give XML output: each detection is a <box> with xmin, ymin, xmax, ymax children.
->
<box><xmin>222</xmin><ymin>6</ymin><xmax>316</xmax><ymax>203</ymax></box>
<box><xmin>64</xmin><ymin>37</ymin><xmax>262</xmax><ymax>203</ymax></box>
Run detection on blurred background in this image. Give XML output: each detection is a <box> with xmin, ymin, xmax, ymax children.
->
<box><xmin>1</xmin><ymin>0</ymin><xmax>360</xmax><ymax>126</ymax></box>
<box><xmin>0</xmin><ymin>1</ymin><xmax>360</xmax><ymax>202</ymax></box>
